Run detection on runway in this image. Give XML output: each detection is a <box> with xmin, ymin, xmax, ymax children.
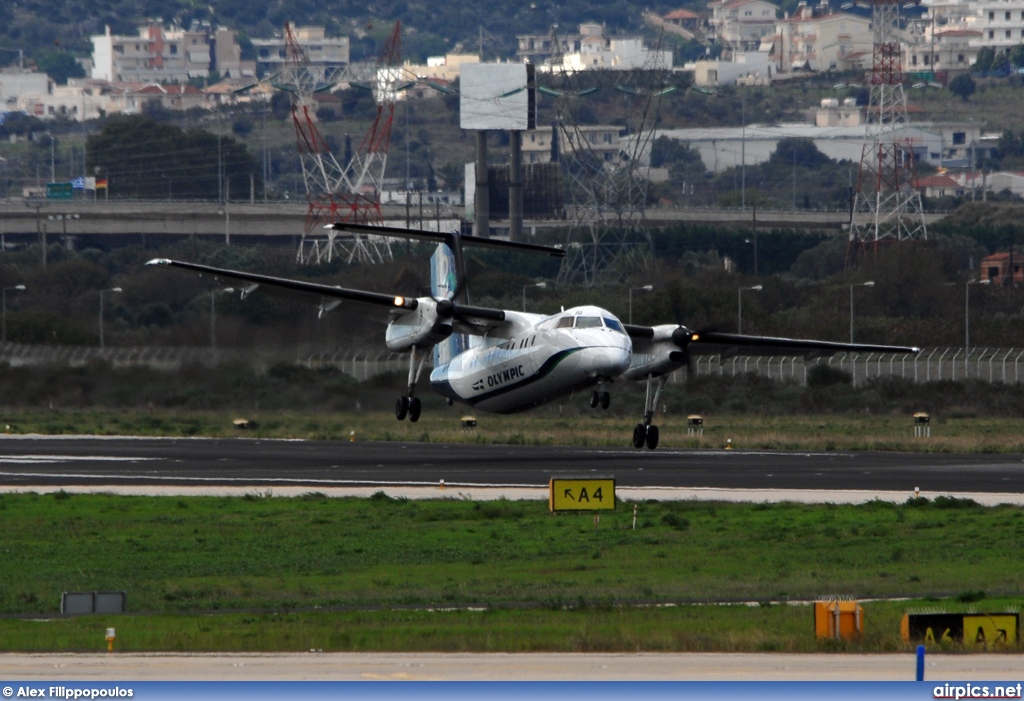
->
<box><xmin>0</xmin><ymin>435</ymin><xmax>1022</xmax><ymax>503</ymax></box>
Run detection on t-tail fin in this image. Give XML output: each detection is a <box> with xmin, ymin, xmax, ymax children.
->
<box><xmin>430</xmin><ymin>242</ymin><xmax>467</xmax><ymax>367</ymax></box>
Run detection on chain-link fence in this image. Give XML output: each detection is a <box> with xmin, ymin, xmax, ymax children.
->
<box><xmin>4</xmin><ymin>342</ymin><xmax>1023</xmax><ymax>386</ymax></box>
<box><xmin>0</xmin><ymin>342</ymin><xmax>409</xmax><ymax>380</ymax></box>
<box><xmin>680</xmin><ymin>348</ymin><xmax>1024</xmax><ymax>386</ymax></box>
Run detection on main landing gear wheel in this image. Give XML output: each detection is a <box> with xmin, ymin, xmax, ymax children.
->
<box><xmin>395</xmin><ymin>396</ymin><xmax>422</xmax><ymax>422</ymax></box>
<box><xmin>633</xmin><ymin>373</ymin><xmax>668</xmax><ymax>450</ymax></box>
<box><xmin>645</xmin><ymin>424</ymin><xmax>659</xmax><ymax>450</ymax></box>
<box><xmin>632</xmin><ymin>424</ymin><xmax>659</xmax><ymax>450</ymax></box>
<box><xmin>396</xmin><ymin>346</ymin><xmax>428</xmax><ymax>423</ymax></box>
<box><xmin>632</xmin><ymin>424</ymin><xmax>646</xmax><ymax>448</ymax></box>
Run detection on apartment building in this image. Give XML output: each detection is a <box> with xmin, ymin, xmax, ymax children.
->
<box><xmin>707</xmin><ymin>0</ymin><xmax>780</xmax><ymax>52</ymax></box>
<box><xmin>521</xmin><ymin>124</ymin><xmax>627</xmax><ymax>166</ymax></box>
<box><xmin>771</xmin><ymin>8</ymin><xmax>872</xmax><ymax>73</ymax></box>
<box><xmin>904</xmin><ymin>28</ymin><xmax>981</xmax><ymax>73</ymax></box>
<box><xmin>964</xmin><ymin>0</ymin><xmax>1024</xmax><ymax>51</ymax></box>
<box><xmin>519</xmin><ymin>23</ymin><xmax>672</xmax><ymax>73</ymax></box>
<box><xmin>516</xmin><ymin>23</ymin><xmax>605</xmax><ymax>63</ymax></box>
<box><xmin>91</xmin><ymin>23</ymin><xmax>254</xmax><ymax>83</ymax></box>
<box><xmin>250</xmin><ymin>26</ymin><xmax>349</xmax><ymax>80</ymax></box>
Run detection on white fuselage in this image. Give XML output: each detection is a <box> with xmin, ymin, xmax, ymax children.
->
<box><xmin>429</xmin><ymin>305</ymin><xmax>632</xmax><ymax>414</ymax></box>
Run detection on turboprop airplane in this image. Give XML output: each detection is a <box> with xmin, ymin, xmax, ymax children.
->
<box><xmin>147</xmin><ymin>223</ymin><xmax>920</xmax><ymax>449</ymax></box>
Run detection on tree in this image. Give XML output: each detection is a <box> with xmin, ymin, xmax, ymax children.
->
<box><xmin>270</xmin><ymin>91</ymin><xmax>292</xmax><ymax>121</ymax></box>
<box><xmin>1010</xmin><ymin>44</ymin><xmax>1024</xmax><ymax>69</ymax></box>
<box><xmin>86</xmin><ymin>114</ymin><xmax>261</xmax><ymax>200</ymax></box>
<box><xmin>973</xmin><ymin>47</ymin><xmax>996</xmax><ymax>72</ymax></box>
<box><xmin>650</xmin><ymin>135</ymin><xmax>704</xmax><ymax>170</ymax></box>
<box><xmin>949</xmin><ymin>73</ymin><xmax>976</xmax><ymax>101</ymax></box>
<box><xmin>33</xmin><ymin>50</ymin><xmax>85</xmax><ymax>85</ymax></box>
<box><xmin>767</xmin><ymin>137</ymin><xmax>832</xmax><ymax>169</ymax></box>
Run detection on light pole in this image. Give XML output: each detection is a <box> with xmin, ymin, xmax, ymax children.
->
<box><xmin>2</xmin><ymin>284</ymin><xmax>26</xmax><ymax>344</ymax></box>
<box><xmin>99</xmin><ymin>287</ymin><xmax>122</xmax><ymax>350</ymax></box>
<box><xmin>738</xmin><ymin>285</ymin><xmax>762</xmax><ymax>334</ymax></box>
<box><xmin>210</xmin><ymin>287</ymin><xmax>235</xmax><ymax>348</ymax></box>
<box><xmin>744</xmin><ymin>235</ymin><xmax>759</xmax><ymax>276</ymax></box>
<box><xmin>966</xmin><ymin>278</ymin><xmax>990</xmax><ymax>374</ymax></box>
<box><xmin>47</xmin><ymin>133</ymin><xmax>55</xmax><ymax>183</ymax></box>
<box><xmin>849</xmin><ymin>280</ymin><xmax>875</xmax><ymax>343</ymax></box>
<box><xmin>522</xmin><ymin>282</ymin><xmax>546</xmax><ymax>312</ymax></box>
<box><xmin>629</xmin><ymin>284</ymin><xmax>653</xmax><ymax>324</ymax></box>
<box><xmin>741</xmin><ymin>93</ymin><xmax>745</xmax><ymax>210</ymax></box>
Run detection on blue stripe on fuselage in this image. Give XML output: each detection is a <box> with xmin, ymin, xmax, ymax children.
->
<box><xmin>430</xmin><ymin>347</ymin><xmax>586</xmax><ymax>407</ymax></box>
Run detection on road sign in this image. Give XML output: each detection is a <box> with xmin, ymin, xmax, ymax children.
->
<box><xmin>47</xmin><ymin>182</ymin><xmax>73</xmax><ymax>200</ymax></box>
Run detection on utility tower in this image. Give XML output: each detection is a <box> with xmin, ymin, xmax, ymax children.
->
<box><xmin>279</xmin><ymin>22</ymin><xmax>404</xmax><ymax>264</ymax></box>
<box><xmin>546</xmin><ymin>30</ymin><xmax>679</xmax><ymax>286</ymax></box>
<box><xmin>849</xmin><ymin>0</ymin><xmax>927</xmax><ymax>249</ymax></box>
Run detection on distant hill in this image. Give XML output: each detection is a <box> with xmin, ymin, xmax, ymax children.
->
<box><xmin>1</xmin><ymin>0</ymin><xmax>703</xmax><ymax>67</ymax></box>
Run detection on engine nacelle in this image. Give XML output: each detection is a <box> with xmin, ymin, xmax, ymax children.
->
<box><xmin>385</xmin><ymin>297</ymin><xmax>453</xmax><ymax>351</ymax></box>
<box><xmin>623</xmin><ymin>324</ymin><xmax>691</xmax><ymax>380</ymax></box>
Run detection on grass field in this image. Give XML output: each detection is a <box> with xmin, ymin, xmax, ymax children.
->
<box><xmin>3</xmin><ymin>408</ymin><xmax>1024</xmax><ymax>453</ymax></box>
<box><xmin>0</xmin><ymin>492</ymin><xmax>1021</xmax><ymax>652</ymax></box>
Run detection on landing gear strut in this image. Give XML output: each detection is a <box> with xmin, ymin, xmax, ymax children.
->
<box><xmin>632</xmin><ymin>374</ymin><xmax>667</xmax><ymax>450</ymax></box>
<box><xmin>396</xmin><ymin>347</ymin><xmax>427</xmax><ymax>422</ymax></box>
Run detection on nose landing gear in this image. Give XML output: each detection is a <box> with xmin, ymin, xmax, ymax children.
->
<box><xmin>632</xmin><ymin>374</ymin><xmax>668</xmax><ymax>450</ymax></box>
<box><xmin>589</xmin><ymin>380</ymin><xmax>611</xmax><ymax>410</ymax></box>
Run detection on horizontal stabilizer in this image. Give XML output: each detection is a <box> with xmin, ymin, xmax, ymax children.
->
<box><xmin>325</xmin><ymin>222</ymin><xmax>566</xmax><ymax>258</ymax></box>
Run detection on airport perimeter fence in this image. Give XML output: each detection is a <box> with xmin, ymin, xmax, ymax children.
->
<box><xmin>304</xmin><ymin>350</ymin><xmax>409</xmax><ymax>380</ymax></box>
<box><xmin>678</xmin><ymin>348</ymin><xmax>1024</xmax><ymax>387</ymax></box>
<box><xmin>0</xmin><ymin>342</ymin><xmax>410</xmax><ymax>379</ymax></box>
<box><xmin>0</xmin><ymin>342</ymin><xmax>225</xmax><ymax>370</ymax></box>
<box><xmin>3</xmin><ymin>342</ymin><xmax>1024</xmax><ymax>386</ymax></box>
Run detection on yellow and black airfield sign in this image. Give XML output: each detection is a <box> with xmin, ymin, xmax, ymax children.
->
<box><xmin>901</xmin><ymin>612</ymin><xmax>1019</xmax><ymax>647</ymax></box>
<box><xmin>549</xmin><ymin>476</ymin><xmax>615</xmax><ymax>511</ymax></box>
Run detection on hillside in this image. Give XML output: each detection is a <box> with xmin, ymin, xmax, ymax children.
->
<box><xmin>2</xmin><ymin>0</ymin><xmax>693</xmax><ymax>65</ymax></box>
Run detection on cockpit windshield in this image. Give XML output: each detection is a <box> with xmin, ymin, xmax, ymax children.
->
<box><xmin>542</xmin><ymin>315</ymin><xmax>626</xmax><ymax>332</ymax></box>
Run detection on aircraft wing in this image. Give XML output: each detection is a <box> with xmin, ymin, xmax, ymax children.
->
<box><xmin>687</xmin><ymin>331</ymin><xmax>920</xmax><ymax>359</ymax></box>
<box><xmin>145</xmin><ymin>258</ymin><xmax>508</xmax><ymax>325</ymax></box>
<box><xmin>624</xmin><ymin>325</ymin><xmax>919</xmax><ymax>359</ymax></box>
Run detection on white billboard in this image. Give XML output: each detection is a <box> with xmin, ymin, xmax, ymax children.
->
<box><xmin>460</xmin><ymin>63</ymin><xmax>534</xmax><ymax>131</ymax></box>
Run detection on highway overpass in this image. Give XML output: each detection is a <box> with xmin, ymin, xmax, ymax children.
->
<box><xmin>0</xmin><ymin>199</ymin><xmax>948</xmax><ymax>249</ymax></box>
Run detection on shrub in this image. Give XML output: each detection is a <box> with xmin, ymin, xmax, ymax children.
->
<box><xmin>807</xmin><ymin>364</ymin><xmax>852</xmax><ymax>387</ymax></box>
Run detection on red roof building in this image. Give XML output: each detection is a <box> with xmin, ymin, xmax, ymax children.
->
<box><xmin>981</xmin><ymin>252</ymin><xmax>1023</xmax><ymax>286</ymax></box>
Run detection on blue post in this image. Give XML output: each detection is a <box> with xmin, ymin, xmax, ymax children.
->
<box><xmin>916</xmin><ymin>645</ymin><xmax>926</xmax><ymax>681</ymax></box>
